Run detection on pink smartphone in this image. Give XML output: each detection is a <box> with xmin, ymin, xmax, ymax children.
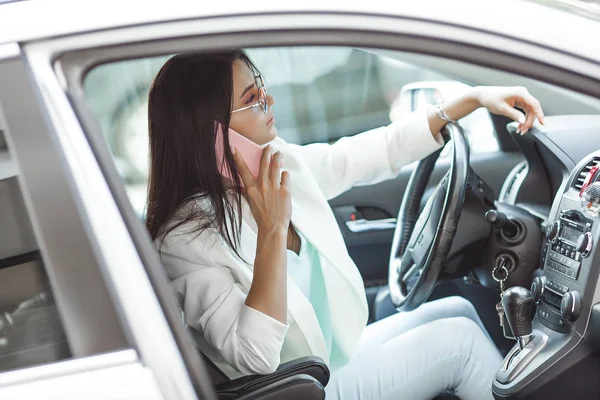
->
<box><xmin>215</xmin><ymin>123</ymin><xmax>263</xmax><ymax>182</ymax></box>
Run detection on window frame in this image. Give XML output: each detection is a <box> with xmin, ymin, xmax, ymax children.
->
<box><xmin>13</xmin><ymin>41</ymin><xmax>203</xmax><ymax>398</ymax></box>
<box><xmin>0</xmin><ymin>49</ymin><xmax>128</xmax><ymax>357</ymax></box>
<box><xmin>0</xmin><ymin>46</ymin><xmax>166</xmax><ymax>397</ymax></box>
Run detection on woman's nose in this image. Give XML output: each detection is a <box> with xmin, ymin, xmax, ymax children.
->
<box><xmin>267</xmin><ymin>94</ymin><xmax>275</xmax><ymax>106</ymax></box>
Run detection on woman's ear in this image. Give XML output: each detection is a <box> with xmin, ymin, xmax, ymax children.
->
<box><xmin>214</xmin><ymin>122</ymin><xmax>232</xmax><ymax>179</ymax></box>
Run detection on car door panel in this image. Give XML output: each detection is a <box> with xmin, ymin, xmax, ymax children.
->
<box><xmin>330</xmin><ymin>150</ymin><xmax>524</xmax><ymax>285</ymax></box>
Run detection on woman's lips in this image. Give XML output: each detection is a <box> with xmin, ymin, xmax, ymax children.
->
<box><xmin>267</xmin><ymin>116</ymin><xmax>275</xmax><ymax>125</ymax></box>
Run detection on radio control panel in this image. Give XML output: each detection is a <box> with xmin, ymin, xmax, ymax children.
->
<box><xmin>537</xmin><ymin>209</ymin><xmax>591</xmax><ymax>332</ymax></box>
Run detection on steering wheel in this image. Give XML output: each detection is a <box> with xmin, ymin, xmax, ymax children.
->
<box><xmin>388</xmin><ymin>123</ymin><xmax>471</xmax><ymax>311</ymax></box>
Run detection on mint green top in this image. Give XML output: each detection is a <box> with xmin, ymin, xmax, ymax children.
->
<box><xmin>287</xmin><ymin>231</ymin><xmax>347</xmax><ymax>370</ymax></box>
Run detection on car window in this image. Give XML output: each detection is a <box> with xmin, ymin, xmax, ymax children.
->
<box><xmin>246</xmin><ymin>47</ymin><xmax>498</xmax><ymax>153</ymax></box>
<box><xmin>83</xmin><ymin>47</ymin><xmax>499</xmax><ymax>216</ymax></box>
<box><xmin>0</xmin><ymin>129</ymin><xmax>70</xmax><ymax>373</ymax></box>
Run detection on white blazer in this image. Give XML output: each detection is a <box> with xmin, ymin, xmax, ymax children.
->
<box><xmin>159</xmin><ymin>108</ymin><xmax>443</xmax><ymax>379</ymax></box>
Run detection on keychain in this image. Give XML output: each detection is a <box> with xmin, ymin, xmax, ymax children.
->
<box><xmin>493</xmin><ymin>256</ymin><xmax>516</xmax><ymax>340</ymax></box>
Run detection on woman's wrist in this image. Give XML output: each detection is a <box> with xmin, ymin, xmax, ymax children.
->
<box><xmin>442</xmin><ymin>88</ymin><xmax>482</xmax><ymax>122</ymax></box>
<box><xmin>257</xmin><ymin>223</ymin><xmax>288</xmax><ymax>240</ymax></box>
<box><xmin>426</xmin><ymin>86</ymin><xmax>485</xmax><ymax>138</ymax></box>
<box><xmin>470</xmin><ymin>86</ymin><xmax>484</xmax><ymax>109</ymax></box>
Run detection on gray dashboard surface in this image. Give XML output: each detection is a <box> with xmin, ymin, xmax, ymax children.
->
<box><xmin>534</xmin><ymin>115</ymin><xmax>600</xmax><ymax>164</ymax></box>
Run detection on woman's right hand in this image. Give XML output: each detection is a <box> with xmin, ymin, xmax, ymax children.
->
<box><xmin>232</xmin><ymin>145</ymin><xmax>292</xmax><ymax>234</ymax></box>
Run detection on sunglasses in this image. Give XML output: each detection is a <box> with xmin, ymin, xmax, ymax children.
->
<box><xmin>231</xmin><ymin>75</ymin><xmax>268</xmax><ymax>114</ymax></box>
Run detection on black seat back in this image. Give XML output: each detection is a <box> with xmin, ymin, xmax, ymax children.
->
<box><xmin>183</xmin><ymin>319</ymin><xmax>328</xmax><ymax>399</ymax></box>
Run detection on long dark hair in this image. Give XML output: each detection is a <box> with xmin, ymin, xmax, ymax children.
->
<box><xmin>146</xmin><ymin>50</ymin><xmax>258</xmax><ymax>258</ymax></box>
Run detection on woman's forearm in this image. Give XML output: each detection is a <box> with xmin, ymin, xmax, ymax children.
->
<box><xmin>426</xmin><ymin>87</ymin><xmax>482</xmax><ymax>137</ymax></box>
<box><xmin>245</xmin><ymin>227</ymin><xmax>288</xmax><ymax>324</ymax></box>
<box><xmin>426</xmin><ymin>85</ymin><xmax>544</xmax><ymax>136</ymax></box>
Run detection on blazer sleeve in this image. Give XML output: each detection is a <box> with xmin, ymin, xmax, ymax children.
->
<box><xmin>160</xmin><ymin>230</ymin><xmax>289</xmax><ymax>375</ymax></box>
<box><xmin>290</xmin><ymin>107</ymin><xmax>444</xmax><ymax>200</ymax></box>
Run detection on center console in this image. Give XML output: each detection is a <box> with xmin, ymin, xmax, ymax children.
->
<box><xmin>533</xmin><ymin>209</ymin><xmax>590</xmax><ymax>331</ymax></box>
<box><xmin>492</xmin><ymin>153</ymin><xmax>600</xmax><ymax>399</ymax></box>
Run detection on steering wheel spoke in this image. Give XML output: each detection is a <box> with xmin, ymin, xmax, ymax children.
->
<box><xmin>401</xmin><ymin>260</ymin><xmax>420</xmax><ymax>289</ymax></box>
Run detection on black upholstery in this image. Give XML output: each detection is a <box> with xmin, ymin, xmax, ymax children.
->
<box><xmin>236</xmin><ymin>374</ymin><xmax>325</xmax><ymax>400</ymax></box>
<box><xmin>185</xmin><ymin>317</ymin><xmax>328</xmax><ymax>399</ymax></box>
<box><xmin>213</xmin><ymin>356</ymin><xmax>329</xmax><ymax>399</ymax></box>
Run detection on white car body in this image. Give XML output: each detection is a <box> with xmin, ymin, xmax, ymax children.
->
<box><xmin>0</xmin><ymin>0</ymin><xmax>599</xmax><ymax>399</ymax></box>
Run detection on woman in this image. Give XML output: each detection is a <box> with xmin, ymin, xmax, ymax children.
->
<box><xmin>147</xmin><ymin>50</ymin><xmax>544</xmax><ymax>400</ymax></box>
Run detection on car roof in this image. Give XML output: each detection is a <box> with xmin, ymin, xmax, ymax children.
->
<box><xmin>1</xmin><ymin>0</ymin><xmax>600</xmax><ymax>64</ymax></box>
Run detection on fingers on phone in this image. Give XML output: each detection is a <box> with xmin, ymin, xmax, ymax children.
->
<box><xmin>281</xmin><ymin>170</ymin><xmax>290</xmax><ymax>188</ymax></box>
<box><xmin>270</xmin><ymin>151</ymin><xmax>283</xmax><ymax>184</ymax></box>
<box><xmin>259</xmin><ymin>145</ymin><xmax>272</xmax><ymax>184</ymax></box>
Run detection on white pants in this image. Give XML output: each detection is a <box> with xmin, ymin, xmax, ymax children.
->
<box><xmin>325</xmin><ymin>296</ymin><xmax>503</xmax><ymax>400</ymax></box>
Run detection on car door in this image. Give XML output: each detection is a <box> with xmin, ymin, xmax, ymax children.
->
<box><xmin>0</xmin><ymin>44</ymin><xmax>163</xmax><ymax>399</ymax></box>
<box><xmin>0</xmin><ymin>42</ymin><xmax>211</xmax><ymax>399</ymax></box>
<box><xmin>8</xmin><ymin>4</ymin><xmax>598</xmax><ymax>399</ymax></box>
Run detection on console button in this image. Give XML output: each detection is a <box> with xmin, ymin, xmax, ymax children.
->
<box><xmin>576</xmin><ymin>232</ymin><xmax>593</xmax><ymax>258</ymax></box>
<box><xmin>550</xmin><ymin>310</ymin><xmax>561</xmax><ymax>325</ymax></box>
<box><xmin>531</xmin><ymin>276</ymin><xmax>546</xmax><ymax>304</ymax></box>
<box><xmin>566</xmin><ymin>258</ymin><xmax>574</xmax><ymax>268</ymax></box>
<box><xmin>561</xmin><ymin>291</ymin><xmax>582</xmax><ymax>322</ymax></box>
<box><xmin>546</xmin><ymin>221</ymin><xmax>560</xmax><ymax>243</ymax></box>
<box><xmin>559</xmin><ymin>265</ymin><xmax>568</xmax><ymax>274</ymax></box>
<box><xmin>563</xmin><ymin>257</ymin><xmax>571</xmax><ymax>266</ymax></box>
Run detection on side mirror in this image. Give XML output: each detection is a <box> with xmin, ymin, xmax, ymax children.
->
<box><xmin>400</xmin><ymin>86</ymin><xmax>446</xmax><ymax>113</ymax></box>
<box><xmin>390</xmin><ymin>81</ymin><xmax>499</xmax><ymax>154</ymax></box>
<box><xmin>391</xmin><ymin>81</ymin><xmax>472</xmax><ymax>121</ymax></box>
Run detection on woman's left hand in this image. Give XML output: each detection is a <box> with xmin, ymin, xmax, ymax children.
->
<box><xmin>475</xmin><ymin>86</ymin><xmax>545</xmax><ymax>134</ymax></box>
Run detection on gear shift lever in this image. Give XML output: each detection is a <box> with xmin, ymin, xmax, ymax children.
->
<box><xmin>496</xmin><ymin>287</ymin><xmax>549</xmax><ymax>384</ymax></box>
<box><xmin>502</xmin><ymin>286</ymin><xmax>534</xmax><ymax>349</ymax></box>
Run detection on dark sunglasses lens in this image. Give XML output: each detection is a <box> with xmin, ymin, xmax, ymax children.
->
<box><xmin>255</xmin><ymin>75</ymin><xmax>268</xmax><ymax>113</ymax></box>
<box><xmin>260</xmin><ymin>86</ymin><xmax>268</xmax><ymax>113</ymax></box>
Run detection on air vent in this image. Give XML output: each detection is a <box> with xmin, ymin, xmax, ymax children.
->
<box><xmin>499</xmin><ymin>161</ymin><xmax>527</xmax><ymax>203</ymax></box>
<box><xmin>574</xmin><ymin>157</ymin><xmax>600</xmax><ymax>191</ymax></box>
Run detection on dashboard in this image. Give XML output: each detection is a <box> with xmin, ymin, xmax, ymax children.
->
<box><xmin>493</xmin><ymin>116</ymin><xmax>600</xmax><ymax>398</ymax></box>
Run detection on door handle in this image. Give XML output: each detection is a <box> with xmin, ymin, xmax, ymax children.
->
<box><xmin>345</xmin><ymin>218</ymin><xmax>397</xmax><ymax>233</ymax></box>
